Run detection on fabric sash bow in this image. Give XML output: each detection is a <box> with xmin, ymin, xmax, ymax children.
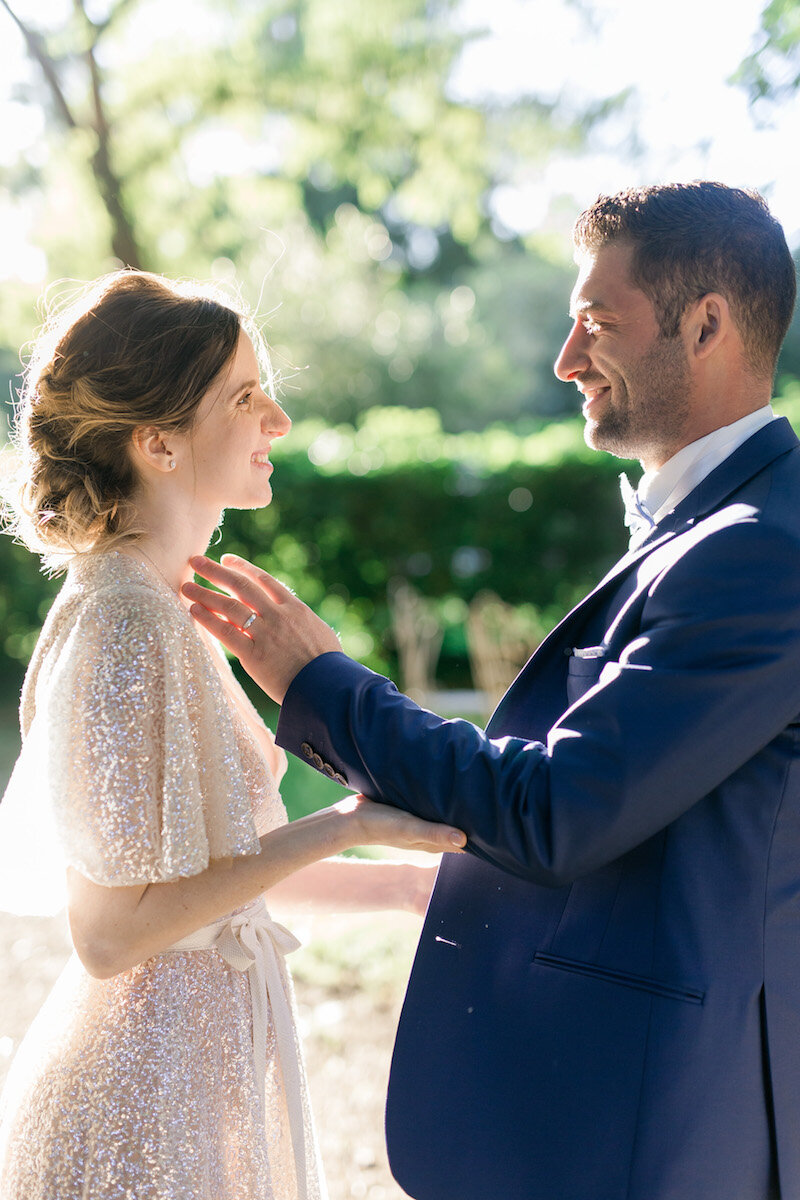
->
<box><xmin>167</xmin><ymin>898</ymin><xmax>309</xmax><ymax>1200</ymax></box>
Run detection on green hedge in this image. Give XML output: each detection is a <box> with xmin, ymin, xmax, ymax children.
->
<box><xmin>6</xmin><ymin>387</ymin><xmax>800</xmax><ymax>699</ymax></box>
<box><xmin>219</xmin><ymin>408</ymin><xmax>633</xmax><ymax>680</ymax></box>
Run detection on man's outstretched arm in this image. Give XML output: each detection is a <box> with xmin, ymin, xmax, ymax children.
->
<box><xmin>183</xmin><ymin>530</ymin><xmax>800</xmax><ymax>886</ymax></box>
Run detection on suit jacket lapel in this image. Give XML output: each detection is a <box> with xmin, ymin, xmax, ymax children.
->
<box><xmin>591</xmin><ymin>417</ymin><xmax>798</xmax><ymax>593</ymax></box>
<box><xmin>646</xmin><ymin>415</ymin><xmax>797</xmax><ymax>533</ymax></box>
<box><xmin>487</xmin><ymin>417</ymin><xmax>799</xmax><ymax>736</ymax></box>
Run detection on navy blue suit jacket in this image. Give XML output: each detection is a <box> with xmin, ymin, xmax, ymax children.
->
<box><xmin>277</xmin><ymin>418</ymin><xmax>800</xmax><ymax>1199</ymax></box>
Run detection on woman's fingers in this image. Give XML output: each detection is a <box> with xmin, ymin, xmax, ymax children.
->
<box><xmin>391</xmin><ymin>811</ymin><xmax>465</xmax><ymax>849</ymax></box>
<box><xmin>407</xmin><ymin>823</ymin><xmax>467</xmax><ymax>852</ymax></box>
<box><xmin>337</xmin><ymin>796</ymin><xmax>467</xmax><ymax>853</ymax></box>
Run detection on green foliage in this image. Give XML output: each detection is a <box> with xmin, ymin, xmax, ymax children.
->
<box><xmin>0</xmin><ymin>407</ymin><xmax>632</xmax><ymax>698</ymax></box>
<box><xmin>5</xmin><ymin>388</ymin><xmax>800</xmax><ymax>702</ymax></box>
<box><xmin>0</xmin><ymin>535</ymin><xmax>59</xmax><ymax>700</ymax></box>
<box><xmin>235</xmin><ymin>407</ymin><xmax>631</xmax><ymax>678</ymax></box>
<box><xmin>0</xmin><ymin>0</ymin><xmax>594</xmax><ymax>428</ymax></box>
<box><xmin>4</xmin><ymin>388</ymin><xmax>800</xmax><ymax>775</ymax></box>
<box><xmin>735</xmin><ymin>0</ymin><xmax>800</xmax><ymax>105</ymax></box>
<box><xmin>774</xmin><ymin>375</ymin><xmax>800</xmax><ymax>426</ymax></box>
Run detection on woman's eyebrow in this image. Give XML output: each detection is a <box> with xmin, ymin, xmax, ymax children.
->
<box><xmin>228</xmin><ymin>377</ymin><xmax>259</xmax><ymax>399</ymax></box>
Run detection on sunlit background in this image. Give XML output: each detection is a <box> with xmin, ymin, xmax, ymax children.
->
<box><xmin>3</xmin><ymin>0</ymin><xmax>800</xmax><ymax>281</ymax></box>
<box><xmin>3</xmin><ymin>0</ymin><xmax>800</xmax><ymax>800</ymax></box>
<box><xmin>2</xmin><ymin>3</ymin><xmax>800</xmax><ymax>1192</ymax></box>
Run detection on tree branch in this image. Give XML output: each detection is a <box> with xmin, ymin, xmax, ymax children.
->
<box><xmin>93</xmin><ymin>0</ymin><xmax>140</xmax><ymax>38</ymax></box>
<box><xmin>73</xmin><ymin>0</ymin><xmax>144</xmax><ymax>268</ymax></box>
<box><xmin>0</xmin><ymin>0</ymin><xmax>78</xmax><ymax>129</ymax></box>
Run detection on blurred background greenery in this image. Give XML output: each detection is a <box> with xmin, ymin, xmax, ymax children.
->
<box><xmin>2</xmin><ymin>0</ymin><xmax>800</xmax><ymax>814</ymax></box>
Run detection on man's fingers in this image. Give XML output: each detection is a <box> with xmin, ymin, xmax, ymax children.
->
<box><xmin>219</xmin><ymin>553</ymin><xmax>295</xmax><ymax>605</ymax></box>
<box><xmin>189</xmin><ymin>553</ymin><xmax>293</xmax><ymax>607</ymax></box>
<box><xmin>187</xmin><ymin>555</ymin><xmax>278</xmax><ymax>614</ymax></box>
<box><xmin>189</xmin><ymin>554</ymin><xmax>256</xmax><ymax>597</ymax></box>
<box><xmin>187</xmin><ymin>604</ymin><xmax>255</xmax><ymax>656</ymax></box>
<box><xmin>182</xmin><ymin>580</ymin><xmax>257</xmax><ymax>629</ymax></box>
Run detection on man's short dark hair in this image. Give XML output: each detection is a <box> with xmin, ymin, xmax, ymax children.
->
<box><xmin>573</xmin><ymin>181</ymin><xmax>797</xmax><ymax>381</ymax></box>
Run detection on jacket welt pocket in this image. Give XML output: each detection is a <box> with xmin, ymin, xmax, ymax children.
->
<box><xmin>533</xmin><ymin>952</ymin><xmax>705</xmax><ymax>1005</ymax></box>
<box><xmin>566</xmin><ymin>655</ymin><xmax>606</xmax><ymax>704</ymax></box>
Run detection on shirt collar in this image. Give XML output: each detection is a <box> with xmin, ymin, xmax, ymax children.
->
<box><xmin>638</xmin><ymin>405</ymin><xmax>776</xmax><ymax>525</ymax></box>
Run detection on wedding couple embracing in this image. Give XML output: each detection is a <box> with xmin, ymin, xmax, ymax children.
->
<box><xmin>1</xmin><ymin>180</ymin><xmax>798</xmax><ymax>1200</ymax></box>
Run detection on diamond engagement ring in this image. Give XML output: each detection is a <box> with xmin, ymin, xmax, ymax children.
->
<box><xmin>242</xmin><ymin>612</ymin><xmax>257</xmax><ymax>631</ymax></box>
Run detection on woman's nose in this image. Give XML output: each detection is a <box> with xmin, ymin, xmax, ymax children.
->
<box><xmin>553</xmin><ymin>321</ymin><xmax>591</xmax><ymax>382</ymax></box>
<box><xmin>263</xmin><ymin>397</ymin><xmax>292</xmax><ymax>438</ymax></box>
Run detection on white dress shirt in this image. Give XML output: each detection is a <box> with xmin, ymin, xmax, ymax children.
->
<box><xmin>640</xmin><ymin>405</ymin><xmax>776</xmax><ymax>523</ymax></box>
<box><xmin>624</xmin><ymin>405</ymin><xmax>777</xmax><ymax>547</ymax></box>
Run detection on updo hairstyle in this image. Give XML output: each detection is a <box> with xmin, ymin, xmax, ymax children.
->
<box><xmin>7</xmin><ymin>270</ymin><xmax>256</xmax><ymax>570</ymax></box>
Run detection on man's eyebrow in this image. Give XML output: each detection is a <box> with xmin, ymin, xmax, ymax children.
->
<box><xmin>568</xmin><ymin>298</ymin><xmax>614</xmax><ymax>320</ymax></box>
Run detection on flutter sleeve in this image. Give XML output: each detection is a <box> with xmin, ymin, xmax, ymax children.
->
<box><xmin>31</xmin><ymin>585</ymin><xmax>261</xmax><ymax>889</ymax></box>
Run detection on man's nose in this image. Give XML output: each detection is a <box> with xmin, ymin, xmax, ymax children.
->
<box><xmin>553</xmin><ymin>321</ymin><xmax>591</xmax><ymax>382</ymax></box>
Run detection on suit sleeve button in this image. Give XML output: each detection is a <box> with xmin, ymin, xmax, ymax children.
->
<box><xmin>301</xmin><ymin>742</ymin><xmax>314</xmax><ymax>759</ymax></box>
<box><xmin>333</xmin><ymin>772</ymin><xmax>348</xmax><ymax>787</ymax></box>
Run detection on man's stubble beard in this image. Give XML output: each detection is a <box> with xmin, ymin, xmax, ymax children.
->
<box><xmin>585</xmin><ymin>335</ymin><xmax>691</xmax><ymax>465</ymax></box>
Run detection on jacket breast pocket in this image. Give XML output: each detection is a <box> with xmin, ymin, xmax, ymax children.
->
<box><xmin>566</xmin><ymin>649</ymin><xmax>608</xmax><ymax>706</ymax></box>
<box><xmin>533</xmin><ymin>951</ymin><xmax>705</xmax><ymax>1004</ymax></box>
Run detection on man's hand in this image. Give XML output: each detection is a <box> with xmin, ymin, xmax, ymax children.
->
<box><xmin>182</xmin><ymin>554</ymin><xmax>342</xmax><ymax>703</ymax></box>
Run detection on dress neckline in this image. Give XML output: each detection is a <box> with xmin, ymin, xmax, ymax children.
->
<box><xmin>68</xmin><ymin>549</ymin><xmax>276</xmax><ymax>768</ymax></box>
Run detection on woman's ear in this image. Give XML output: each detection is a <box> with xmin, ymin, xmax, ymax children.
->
<box><xmin>131</xmin><ymin>427</ymin><xmax>178</xmax><ymax>474</ymax></box>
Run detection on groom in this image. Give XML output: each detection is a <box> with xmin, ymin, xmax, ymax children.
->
<box><xmin>186</xmin><ymin>182</ymin><xmax>800</xmax><ymax>1199</ymax></box>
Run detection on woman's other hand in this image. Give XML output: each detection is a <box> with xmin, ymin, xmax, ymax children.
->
<box><xmin>333</xmin><ymin>793</ymin><xmax>466</xmax><ymax>855</ymax></box>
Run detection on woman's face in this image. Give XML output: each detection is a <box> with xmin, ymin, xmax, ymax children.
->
<box><xmin>178</xmin><ymin>330</ymin><xmax>291</xmax><ymax>514</ymax></box>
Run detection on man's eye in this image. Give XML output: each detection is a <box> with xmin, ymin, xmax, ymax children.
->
<box><xmin>582</xmin><ymin>319</ymin><xmax>601</xmax><ymax>335</ymax></box>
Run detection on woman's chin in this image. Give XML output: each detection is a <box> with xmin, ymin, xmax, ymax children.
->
<box><xmin>226</xmin><ymin>489</ymin><xmax>274</xmax><ymax>513</ymax></box>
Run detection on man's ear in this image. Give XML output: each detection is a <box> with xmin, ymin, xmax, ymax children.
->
<box><xmin>686</xmin><ymin>293</ymin><xmax>731</xmax><ymax>360</ymax></box>
<box><xmin>131</xmin><ymin>426</ymin><xmax>177</xmax><ymax>474</ymax></box>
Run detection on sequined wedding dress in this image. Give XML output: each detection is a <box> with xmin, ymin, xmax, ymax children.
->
<box><xmin>0</xmin><ymin>551</ymin><xmax>325</xmax><ymax>1200</ymax></box>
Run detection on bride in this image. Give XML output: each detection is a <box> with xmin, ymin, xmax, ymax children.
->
<box><xmin>0</xmin><ymin>270</ymin><xmax>465</xmax><ymax>1200</ymax></box>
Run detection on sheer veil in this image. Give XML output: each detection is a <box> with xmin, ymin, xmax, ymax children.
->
<box><xmin>0</xmin><ymin>715</ymin><xmax>68</xmax><ymax>916</ymax></box>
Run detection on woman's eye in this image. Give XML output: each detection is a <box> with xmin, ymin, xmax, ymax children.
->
<box><xmin>237</xmin><ymin>392</ymin><xmax>252</xmax><ymax>407</ymax></box>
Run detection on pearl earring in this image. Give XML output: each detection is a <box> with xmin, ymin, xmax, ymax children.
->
<box><xmin>168</xmin><ymin>459</ymin><xmax>176</xmax><ymax>470</ymax></box>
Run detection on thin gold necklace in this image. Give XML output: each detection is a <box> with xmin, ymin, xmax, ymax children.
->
<box><xmin>135</xmin><ymin>544</ymin><xmax>181</xmax><ymax>597</ymax></box>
